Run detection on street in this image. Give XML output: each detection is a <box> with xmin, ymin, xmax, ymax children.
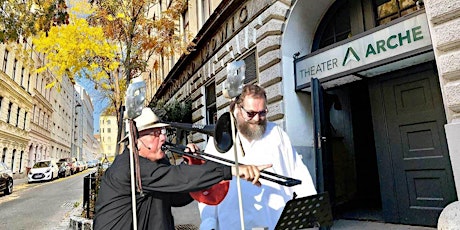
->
<box><xmin>0</xmin><ymin>169</ymin><xmax>95</xmax><ymax>230</ymax></box>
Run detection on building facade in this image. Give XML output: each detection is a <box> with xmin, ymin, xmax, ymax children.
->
<box><xmin>74</xmin><ymin>83</ymin><xmax>99</xmax><ymax>161</ymax></box>
<box><xmin>152</xmin><ymin>0</ymin><xmax>460</xmax><ymax>227</ymax></box>
<box><xmin>0</xmin><ymin>43</ymin><xmax>33</xmax><ymax>177</ymax></box>
<box><xmin>27</xmin><ymin>42</ymin><xmax>54</xmax><ymax>170</ymax></box>
<box><xmin>99</xmin><ymin>115</ymin><xmax>118</xmax><ymax>161</ymax></box>
<box><xmin>0</xmin><ymin>40</ymin><xmax>99</xmax><ymax>178</ymax></box>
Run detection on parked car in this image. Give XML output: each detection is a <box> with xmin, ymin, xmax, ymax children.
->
<box><xmin>58</xmin><ymin>157</ymin><xmax>77</xmax><ymax>175</ymax></box>
<box><xmin>0</xmin><ymin>162</ymin><xmax>13</xmax><ymax>195</ymax></box>
<box><xmin>74</xmin><ymin>161</ymin><xmax>86</xmax><ymax>173</ymax></box>
<box><xmin>80</xmin><ymin>161</ymin><xmax>88</xmax><ymax>171</ymax></box>
<box><xmin>28</xmin><ymin>159</ymin><xmax>59</xmax><ymax>183</ymax></box>
<box><xmin>87</xmin><ymin>159</ymin><xmax>99</xmax><ymax>168</ymax></box>
<box><xmin>57</xmin><ymin>162</ymin><xmax>71</xmax><ymax>178</ymax></box>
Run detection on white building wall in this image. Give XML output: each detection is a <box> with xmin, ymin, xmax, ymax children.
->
<box><xmin>424</xmin><ymin>0</ymin><xmax>460</xmax><ymax>196</ymax></box>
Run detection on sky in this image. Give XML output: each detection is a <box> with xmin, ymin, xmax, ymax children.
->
<box><xmin>77</xmin><ymin>78</ymin><xmax>108</xmax><ymax>135</ymax></box>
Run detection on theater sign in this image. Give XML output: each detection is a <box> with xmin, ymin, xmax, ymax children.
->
<box><xmin>295</xmin><ymin>12</ymin><xmax>432</xmax><ymax>90</ymax></box>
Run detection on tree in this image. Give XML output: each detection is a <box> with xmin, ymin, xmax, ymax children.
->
<box><xmin>0</xmin><ymin>0</ymin><xmax>69</xmax><ymax>43</ymax></box>
<box><xmin>33</xmin><ymin>0</ymin><xmax>193</xmax><ymax>155</ymax></box>
<box><xmin>86</xmin><ymin>0</ymin><xmax>192</xmax><ymax>155</ymax></box>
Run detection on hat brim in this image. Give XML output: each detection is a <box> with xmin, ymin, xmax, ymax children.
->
<box><xmin>119</xmin><ymin>122</ymin><xmax>170</xmax><ymax>143</ymax></box>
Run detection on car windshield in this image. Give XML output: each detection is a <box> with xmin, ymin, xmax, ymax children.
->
<box><xmin>33</xmin><ymin>161</ymin><xmax>51</xmax><ymax>168</ymax></box>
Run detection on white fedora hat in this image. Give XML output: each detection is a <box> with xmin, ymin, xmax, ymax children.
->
<box><xmin>121</xmin><ymin>108</ymin><xmax>169</xmax><ymax>142</ymax></box>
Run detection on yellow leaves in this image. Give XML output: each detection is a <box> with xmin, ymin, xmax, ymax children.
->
<box><xmin>107</xmin><ymin>15</ymin><xmax>115</xmax><ymax>21</ymax></box>
<box><xmin>45</xmin><ymin>80</ymin><xmax>56</xmax><ymax>89</ymax></box>
<box><xmin>33</xmin><ymin>16</ymin><xmax>119</xmax><ymax>87</ymax></box>
<box><xmin>68</xmin><ymin>0</ymin><xmax>94</xmax><ymax>16</ymax></box>
<box><xmin>116</xmin><ymin>13</ymin><xmax>126</xmax><ymax>20</ymax></box>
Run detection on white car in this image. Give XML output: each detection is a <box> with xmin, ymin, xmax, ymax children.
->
<box><xmin>28</xmin><ymin>159</ymin><xmax>59</xmax><ymax>183</ymax></box>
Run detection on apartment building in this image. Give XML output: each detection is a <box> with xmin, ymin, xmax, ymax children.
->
<box><xmin>1</xmin><ymin>41</ymin><xmax>99</xmax><ymax>178</ymax></box>
<box><xmin>0</xmin><ymin>43</ymin><xmax>33</xmax><ymax>177</ymax></box>
<box><xmin>99</xmin><ymin>114</ymin><xmax>118</xmax><ymax>161</ymax></box>
<box><xmin>151</xmin><ymin>0</ymin><xmax>460</xmax><ymax>227</ymax></box>
<box><xmin>74</xmin><ymin>83</ymin><xmax>99</xmax><ymax>161</ymax></box>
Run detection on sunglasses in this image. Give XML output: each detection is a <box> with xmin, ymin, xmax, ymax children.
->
<box><xmin>239</xmin><ymin>105</ymin><xmax>268</xmax><ymax>119</ymax></box>
<box><xmin>144</xmin><ymin>128</ymin><xmax>167</xmax><ymax>137</ymax></box>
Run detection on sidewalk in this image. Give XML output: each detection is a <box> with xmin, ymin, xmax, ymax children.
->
<box><xmin>12</xmin><ymin>176</ymin><xmax>437</xmax><ymax>230</ymax></box>
<box><xmin>172</xmin><ymin>201</ymin><xmax>436</xmax><ymax>230</ymax></box>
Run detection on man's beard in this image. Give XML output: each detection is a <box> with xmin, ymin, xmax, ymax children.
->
<box><xmin>237</xmin><ymin>114</ymin><xmax>267</xmax><ymax>141</ymax></box>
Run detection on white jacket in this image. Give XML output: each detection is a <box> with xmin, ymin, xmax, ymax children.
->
<box><xmin>199</xmin><ymin>122</ymin><xmax>317</xmax><ymax>230</ymax></box>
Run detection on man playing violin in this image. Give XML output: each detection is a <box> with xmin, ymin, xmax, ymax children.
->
<box><xmin>196</xmin><ymin>84</ymin><xmax>317</xmax><ymax>230</ymax></box>
<box><xmin>93</xmin><ymin>108</ymin><xmax>271</xmax><ymax>230</ymax></box>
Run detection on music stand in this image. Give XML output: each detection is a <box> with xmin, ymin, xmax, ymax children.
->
<box><xmin>275</xmin><ymin>192</ymin><xmax>333</xmax><ymax>230</ymax></box>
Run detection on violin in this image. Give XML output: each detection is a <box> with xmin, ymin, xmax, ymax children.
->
<box><xmin>162</xmin><ymin>142</ymin><xmax>302</xmax><ymax>205</ymax></box>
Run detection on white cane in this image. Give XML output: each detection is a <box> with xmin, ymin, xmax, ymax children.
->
<box><xmin>224</xmin><ymin>61</ymin><xmax>246</xmax><ymax>230</ymax></box>
<box><xmin>125</xmin><ymin>77</ymin><xmax>147</xmax><ymax>230</ymax></box>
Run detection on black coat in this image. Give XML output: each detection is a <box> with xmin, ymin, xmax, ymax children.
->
<box><xmin>93</xmin><ymin>149</ymin><xmax>231</xmax><ymax>230</ymax></box>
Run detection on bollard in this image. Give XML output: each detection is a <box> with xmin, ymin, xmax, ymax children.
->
<box><xmin>437</xmin><ymin>201</ymin><xmax>460</xmax><ymax>230</ymax></box>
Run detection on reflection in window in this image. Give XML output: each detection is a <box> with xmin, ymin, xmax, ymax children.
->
<box><xmin>375</xmin><ymin>0</ymin><xmax>422</xmax><ymax>25</ymax></box>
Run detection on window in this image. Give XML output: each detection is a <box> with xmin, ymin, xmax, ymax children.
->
<box><xmin>23</xmin><ymin>112</ymin><xmax>27</xmax><ymax>129</ymax></box>
<box><xmin>12</xmin><ymin>59</ymin><xmax>17</xmax><ymax>81</ymax></box>
<box><xmin>7</xmin><ymin>102</ymin><xmax>12</xmax><ymax>123</ymax></box>
<box><xmin>375</xmin><ymin>0</ymin><xmax>420</xmax><ymax>25</ymax></box>
<box><xmin>16</xmin><ymin>107</ymin><xmax>20</xmax><ymax>127</ymax></box>
<box><xmin>27</xmin><ymin>73</ymin><xmax>31</xmax><ymax>91</ymax></box>
<box><xmin>107</xmin><ymin>128</ymin><xmax>111</xmax><ymax>133</ymax></box>
<box><xmin>205</xmin><ymin>83</ymin><xmax>217</xmax><ymax>125</ymax></box>
<box><xmin>201</xmin><ymin>0</ymin><xmax>212</xmax><ymax>24</ymax></box>
<box><xmin>312</xmin><ymin>0</ymin><xmax>351</xmax><ymax>51</ymax></box>
<box><xmin>11</xmin><ymin>149</ymin><xmax>15</xmax><ymax>171</ymax></box>
<box><xmin>20</xmin><ymin>67</ymin><xmax>25</xmax><ymax>87</ymax></box>
<box><xmin>2</xmin><ymin>148</ymin><xmax>6</xmax><ymax>163</ymax></box>
<box><xmin>182</xmin><ymin>7</ymin><xmax>189</xmax><ymax>42</ymax></box>
<box><xmin>107</xmin><ymin>120</ymin><xmax>110</xmax><ymax>125</ymax></box>
<box><xmin>19</xmin><ymin>151</ymin><xmax>24</xmax><ymax>173</ymax></box>
<box><xmin>243</xmin><ymin>51</ymin><xmax>258</xmax><ymax>84</ymax></box>
<box><xmin>2</xmin><ymin>50</ymin><xmax>8</xmax><ymax>72</ymax></box>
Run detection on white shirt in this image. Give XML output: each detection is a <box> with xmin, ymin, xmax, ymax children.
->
<box><xmin>199</xmin><ymin>122</ymin><xmax>317</xmax><ymax>230</ymax></box>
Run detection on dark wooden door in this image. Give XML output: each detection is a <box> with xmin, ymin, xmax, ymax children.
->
<box><xmin>369</xmin><ymin>64</ymin><xmax>457</xmax><ymax>226</ymax></box>
<box><xmin>311</xmin><ymin>78</ymin><xmax>335</xmax><ymax>202</ymax></box>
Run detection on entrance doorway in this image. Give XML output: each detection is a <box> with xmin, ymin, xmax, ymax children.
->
<box><xmin>320</xmin><ymin>62</ymin><xmax>457</xmax><ymax>227</ymax></box>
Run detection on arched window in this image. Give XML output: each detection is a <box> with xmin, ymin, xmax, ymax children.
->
<box><xmin>312</xmin><ymin>0</ymin><xmax>351</xmax><ymax>51</ymax></box>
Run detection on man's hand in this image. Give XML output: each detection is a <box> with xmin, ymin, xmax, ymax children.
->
<box><xmin>184</xmin><ymin>143</ymin><xmax>200</xmax><ymax>153</ymax></box>
<box><xmin>231</xmin><ymin>164</ymin><xmax>272</xmax><ymax>187</ymax></box>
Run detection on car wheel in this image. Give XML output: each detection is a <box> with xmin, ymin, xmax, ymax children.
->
<box><xmin>4</xmin><ymin>179</ymin><xmax>13</xmax><ymax>195</ymax></box>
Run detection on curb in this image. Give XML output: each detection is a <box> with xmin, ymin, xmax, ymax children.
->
<box><xmin>68</xmin><ymin>205</ymin><xmax>93</xmax><ymax>230</ymax></box>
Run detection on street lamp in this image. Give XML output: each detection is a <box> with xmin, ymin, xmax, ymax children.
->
<box><xmin>71</xmin><ymin>102</ymin><xmax>82</xmax><ymax>159</ymax></box>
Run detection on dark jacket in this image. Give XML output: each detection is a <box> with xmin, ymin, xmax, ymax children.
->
<box><xmin>93</xmin><ymin>149</ymin><xmax>232</xmax><ymax>230</ymax></box>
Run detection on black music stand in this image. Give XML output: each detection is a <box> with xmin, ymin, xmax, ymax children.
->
<box><xmin>275</xmin><ymin>192</ymin><xmax>333</xmax><ymax>230</ymax></box>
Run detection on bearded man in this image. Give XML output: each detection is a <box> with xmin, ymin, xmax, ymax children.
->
<box><xmin>197</xmin><ymin>84</ymin><xmax>317</xmax><ymax>230</ymax></box>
